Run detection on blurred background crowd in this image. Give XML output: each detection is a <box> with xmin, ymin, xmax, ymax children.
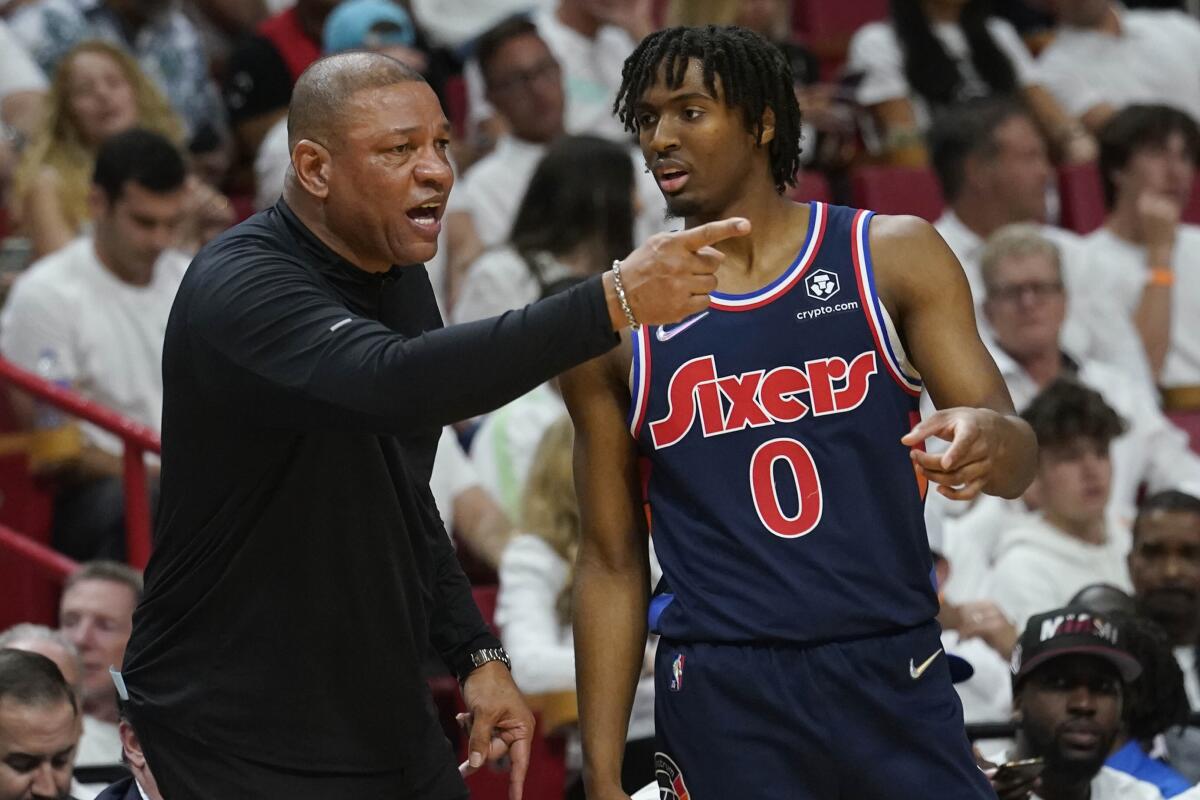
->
<box><xmin>3</xmin><ymin>0</ymin><xmax>1200</xmax><ymax>798</ymax></box>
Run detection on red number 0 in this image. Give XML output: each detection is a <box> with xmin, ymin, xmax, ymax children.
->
<box><xmin>749</xmin><ymin>438</ymin><xmax>823</xmax><ymax>538</ymax></box>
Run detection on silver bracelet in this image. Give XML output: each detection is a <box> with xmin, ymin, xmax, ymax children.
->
<box><xmin>611</xmin><ymin>259</ymin><xmax>640</xmax><ymax>330</ymax></box>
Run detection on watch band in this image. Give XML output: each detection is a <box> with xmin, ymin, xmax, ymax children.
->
<box><xmin>460</xmin><ymin>646</ymin><xmax>511</xmax><ymax>683</ymax></box>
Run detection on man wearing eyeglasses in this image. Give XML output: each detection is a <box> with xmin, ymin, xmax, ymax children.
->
<box><xmin>978</xmin><ymin>223</ymin><xmax>1200</xmax><ymax>530</ymax></box>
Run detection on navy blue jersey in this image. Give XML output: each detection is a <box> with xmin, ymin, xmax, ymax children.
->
<box><xmin>631</xmin><ymin>202</ymin><xmax>938</xmax><ymax>644</ymax></box>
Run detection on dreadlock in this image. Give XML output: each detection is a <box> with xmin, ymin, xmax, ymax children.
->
<box><xmin>1114</xmin><ymin>613</ymin><xmax>1191</xmax><ymax>740</ymax></box>
<box><xmin>613</xmin><ymin>25</ymin><xmax>802</xmax><ymax>193</ymax></box>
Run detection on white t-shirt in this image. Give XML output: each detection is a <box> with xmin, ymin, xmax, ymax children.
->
<box><xmin>1034</xmin><ymin>766</ymin><xmax>1163</xmax><ymax>800</ymax></box>
<box><xmin>470</xmin><ymin>382</ymin><xmax>566</xmax><ymax>520</ymax></box>
<box><xmin>941</xmin><ymin>629</ymin><xmax>1013</xmax><ymax>727</ymax></box>
<box><xmin>1037</xmin><ymin>8</ymin><xmax>1200</xmax><ymax>127</ymax></box>
<box><xmin>452</xmin><ymin>247</ymin><xmax>575</xmax><ymax>325</ymax></box>
<box><xmin>465</xmin><ymin>9</ymin><xmax>634</xmax><ymax>143</ymax></box>
<box><xmin>429</xmin><ymin>427</ymin><xmax>480</xmax><ymax>535</ymax></box>
<box><xmin>409</xmin><ymin>0</ymin><xmax>553</xmax><ymax>49</ymax></box>
<box><xmin>987</xmin><ymin>513</ymin><xmax>1132</xmax><ymax>628</ymax></box>
<box><xmin>0</xmin><ymin>18</ymin><xmax>47</xmax><ymax>100</ymax></box>
<box><xmin>1177</xmin><ymin>645</ymin><xmax>1200</xmax><ymax>711</ymax></box>
<box><xmin>848</xmin><ymin>17</ymin><xmax>1039</xmax><ymax>132</ymax></box>
<box><xmin>0</xmin><ymin>237</ymin><xmax>188</xmax><ymax>454</ymax></box>
<box><xmin>1078</xmin><ymin>225</ymin><xmax>1200</xmax><ymax>388</ymax></box>
<box><xmin>496</xmin><ymin>534</ymin><xmax>656</xmax><ymax>743</ymax></box>
<box><xmin>933</xmin><ymin>211</ymin><xmax>1153</xmax><ymax>387</ymax></box>
<box><xmin>253</xmin><ymin>115</ymin><xmax>289</xmax><ymax>213</ymax></box>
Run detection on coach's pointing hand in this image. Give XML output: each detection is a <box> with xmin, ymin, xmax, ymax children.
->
<box><xmin>603</xmin><ymin>217</ymin><xmax>751</xmax><ymax>329</ymax></box>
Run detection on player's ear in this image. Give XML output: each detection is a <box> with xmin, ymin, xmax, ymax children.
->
<box><xmin>758</xmin><ymin>106</ymin><xmax>776</xmax><ymax>147</ymax></box>
<box><xmin>291</xmin><ymin>139</ymin><xmax>333</xmax><ymax>199</ymax></box>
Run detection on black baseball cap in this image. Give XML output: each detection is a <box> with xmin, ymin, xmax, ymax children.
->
<box><xmin>1011</xmin><ymin>606</ymin><xmax>1142</xmax><ymax>688</ymax></box>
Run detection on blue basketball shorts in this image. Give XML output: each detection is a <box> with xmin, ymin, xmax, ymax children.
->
<box><xmin>652</xmin><ymin>620</ymin><xmax>997</xmax><ymax>799</ymax></box>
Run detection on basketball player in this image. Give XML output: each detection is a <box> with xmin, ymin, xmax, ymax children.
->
<box><xmin>564</xmin><ymin>26</ymin><xmax>1038</xmax><ymax>800</ymax></box>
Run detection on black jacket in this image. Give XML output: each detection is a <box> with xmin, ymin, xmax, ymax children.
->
<box><xmin>122</xmin><ymin>202</ymin><xmax>616</xmax><ymax>778</ymax></box>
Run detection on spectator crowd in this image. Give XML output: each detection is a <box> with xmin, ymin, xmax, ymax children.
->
<box><xmin>3</xmin><ymin>0</ymin><xmax>1200</xmax><ymax>797</ymax></box>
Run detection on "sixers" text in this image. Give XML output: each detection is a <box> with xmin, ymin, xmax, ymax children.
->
<box><xmin>649</xmin><ymin>351</ymin><xmax>878</xmax><ymax>450</ymax></box>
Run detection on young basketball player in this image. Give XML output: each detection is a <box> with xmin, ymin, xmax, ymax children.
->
<box><xmin>563</xmin><ymin>26</ymin><xmax>1038</xmax><ymax>799</ymax></box>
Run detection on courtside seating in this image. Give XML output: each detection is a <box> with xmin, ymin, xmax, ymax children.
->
<box><xmin>790</xmin><ymin>171</ymin><xmax>833</xmax><ymax>204</ymax></box>
<box><xmin>793</xmin><ymin>0</ymin><xmax>888</xmax><ymax>78</ymax></box>
<box><xmin>1057</xmin><ymin>162</ymin><xmax>1106</xmax><ymax>234</ymax></box>
<box><xmin>851</xmin><ymin>165</ymin><xmax>944</xmax><ymax>221</ymax></box>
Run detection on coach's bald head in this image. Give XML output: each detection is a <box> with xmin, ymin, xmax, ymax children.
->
<box><xmin>284</xmin><ymin>51</ymin><xmax>453</xmax><ymax>273</ymax></box>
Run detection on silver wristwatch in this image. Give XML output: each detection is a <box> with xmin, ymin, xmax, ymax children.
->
<box><xmin>464</xmin><ymin>646</ymin><xmax>511</xmax><ymax>680</ymax></box>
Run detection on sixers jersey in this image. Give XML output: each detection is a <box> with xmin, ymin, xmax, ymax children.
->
<box><xmin>631</xmin><ymin>202</ymin><xmax>938</xmax><ymax>644</ymax></box>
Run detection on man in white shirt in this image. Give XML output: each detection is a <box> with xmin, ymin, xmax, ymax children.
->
<box><xmin>1008</xmin><ymin>607</ymin><xmax>1161</xmax><ymax>800</ymax></box>
<box><xmin>428</xmin><ymin>427</ymin><xmax>513</xmax><ymax>571</ymax></box>
<box><xmin>1082</xmin><ymin>104</ymin><xmax>1200</xmax><ymax>393</ymax></box>
<box><xmin>988</xmin><ymin>381</ymin><xmax>1133</xmax><ymax>629</ymax></box>
<box><xmin>928</xmin><ymin>99</ymin><xmax>1150</xmax><ymax>383</ymax></box>
<box><xmin>1037</xmin><ymin>1</ymin><xmax>1200</xmax><ymax>132</ymax></box>
<box><xmin>0</xmin><ymin>129</ymin><xmax>188</xmax><ymax>561</ymax></box>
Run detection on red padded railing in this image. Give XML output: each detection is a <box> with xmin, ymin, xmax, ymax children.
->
<box><xmin>0</xmin><ymin>356</ymin><xmax>160</xmax><ymax>570</ymax></box>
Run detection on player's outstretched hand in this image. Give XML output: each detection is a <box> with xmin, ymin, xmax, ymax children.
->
<box><xmin>605</xmin><ymin>218</ymin><xmax>751</xmax><ymax>329</ymax></box>
<box><xmin>902</xmin><ymin>407</ymin><xmax>1008</xmax><ymax>502</ymax></box>
<box><xmin>459</xmin><ymin>661</ymin><xmax>535</xmax><ymax>800</ymax></box>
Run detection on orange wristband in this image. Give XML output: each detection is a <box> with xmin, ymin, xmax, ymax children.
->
<box><xmin>1148</xmin><ymin>267</ymin><xmax>1175</xmax><ymax>287</ymax></box>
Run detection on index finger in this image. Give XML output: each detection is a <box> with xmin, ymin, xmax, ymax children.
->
<box><xmin>508</xmin><ymin>737</ymin><xmax>530</xmax><ymax>800</ymax></box>
<box><xmin>674</xmin><ymin>217</ymin><xmax>751</xmax><ymax>251</ymax></box>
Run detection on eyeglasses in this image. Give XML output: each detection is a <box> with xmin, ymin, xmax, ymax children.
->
<box><xmin>987</xmin><ymin>280</ymin><xmax>1064</xmax><ymax>304</ymax></box>
<box><xmin>488</xmin><ymin>59</ymin><xmax>561</xmax><ymax>96</ymax></box>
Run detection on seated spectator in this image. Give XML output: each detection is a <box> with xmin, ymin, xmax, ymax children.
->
<box><xmin>1036</xmin><ymin>1</ymin><xmax>1200</xmax><ymax>134</ymax></box>
<box><xmin>847</xmin><ymin>0</ymin><xmax>1094</xmax><ymax>167</ymax></box>
<box><xmin>428</xmin><ymin>426</ymin><xmax>513</xmax><ymax>571</ymax></box>
<box><xmin>979</xmin><ymin>225</ymin><xmax>1200</xmax><ymax>524</ymax></box>
<box><xmin>1005</xmin><ymin>607</ymin><xmax>1162</xmax><ymax>799</ymax></box>
<box><xmin>495</xmin><ymin>417</ymin><xmax>656</xmax><ymax>798</ymax></box>
<box><xmin>409</xmin><ymin>0</ymin><xmax>553</xmax><ymax>50</ymax></box>
<box><xmin>987</xmin><ymin>381</ymin><xmax>1133</xmax><ymax>628</ymax></box>
<box><xmin>57</xmin><ymin>562</ymin><xmax>141</xmax><ymax>729</ymax></box>
<box><xmin>463</xmin><ymin>0</ymin><xmax>649</xmax><ymax>147</ymax></box>
<box><xmin>0</xmin><ymin>649</ymin><xmax>80</xmax><ymax>800</ymax></box>
<box><xmin>9</xmin><ymin>41</ymin><xmax>184</xmax><ymax>258</ymax></box>
<box><xmin>1128</xmin><ymin>491</ymin><xmax>1200</xmax><ymax>707</ymax></box>
<box><xmin>0</xmin><ymin>19</ymin><xmax>47</xmax><ymax>190</ymax></box>
<box><xmin>448</xmin><ymin>16</ymin><xmax>664</xmax><ymax>303</ymax></box>
<box><xmin>454</xmin><ymin>135</ymin><xmax>635</xmax><ymax>324</ymax></box>
<box><xmin>7</xmin><ymin>0</ymin><xmax>225</xmax><ymax>146</ymax></box>
<box><xmin>1080</xmin><ymin>105</ymin><xmax>1200</xmax><ymax>391</ymax></box>
<box><xmin>223</xmin><ymin>0</ymin><xmax>338</xmax><ymax>160</ymax></box>
<box><xmin>928</xmin><ymin>99</ymin><xmax>1149</xmax><ymax>382</ymax></box>
<box><xmin>0</xmin><ymin>623</ymin><xmax>119</xmax><ymax>768</ymax></box>
<box><xmin>94</xmin><ymin>712</ymin><xmax>161</xmax><ymax>800</ymax></box>
<box><xmin>2</xmin><ymin>131</ymin><xmax>189</xmax><ymax>560</ymax></box>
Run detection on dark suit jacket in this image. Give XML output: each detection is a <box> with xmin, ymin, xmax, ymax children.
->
<box><xmin>93</xmin><ymin>776</ymin><xmax>142</xmax><ymax>800</ymax></box>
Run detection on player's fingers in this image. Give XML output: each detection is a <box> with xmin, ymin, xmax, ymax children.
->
<box><xmin>507</xmin><ymin>737</ymin><xmax>531</xmax><ymax>800</ymax></box>
<box><xmin>910</xmin><ymin>448</ymin><xmax>950</xmax><ymax>472</ymax></box>
<box><xmin>939</xmin><ymin>425</ymin><xmax>981</xmax><ymax>471</ymax></box>
<box><xmin>674</xmin><ymin>217</ymin><xmax>751</xmax><ymax>250</ymax></box>
<box><xmin>920</xmin><ymin>458</ymin><xmax>989</xmax><ymax>489</ymax></box>
<box><xmin>936</xmin><ymin>478</ymin><xmax>986</xmax><ymax>502</ymax></box>
<box><xmin>900</xmin><ymin>414</ymin><xmax>949</xmax><ymax>446</ymax></box>
<box><xmin>455</xmin><ymin>712</ymin><xmax>472</xmax><ymax>731</ymax></box>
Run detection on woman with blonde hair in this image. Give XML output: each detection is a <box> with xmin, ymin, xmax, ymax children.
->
<box><xmin>495</xmin><ymin>416</ymin><xmax>657</xmax><ymax>799</ymax></box>
<box><xmin>12</xmin><ymin>40</ymin><xmax>226</xmax><ymax>258</ymax></box>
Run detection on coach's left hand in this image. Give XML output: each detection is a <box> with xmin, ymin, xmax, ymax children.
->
<box><xmin>902</xmin><ymin>407</ymin><xmax>1008</xmax><ymax>502</ymax></box>
<box><xmin>461</xmin><ymin>661</ymin><xmax>535</xmax><ymax>800</ymax></box>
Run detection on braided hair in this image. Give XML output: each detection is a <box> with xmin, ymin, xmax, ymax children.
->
<box><xmin>613</xmin><ymin>25</ymin><xmax>802</xmax><ymax>193</ymax></box>
<box><xmin>1117</xmin><ymin>614</ymin><xmax>1191</xmax><ymax>740</ymax></box>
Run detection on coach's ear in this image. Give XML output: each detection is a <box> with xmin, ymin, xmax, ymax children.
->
<box><xmin>291</xmin><ymin>139</ymin><xmax>333</xmax><ymax>199</ymax></box>
<box><xmin>757</xmin><ymin>107</ymin><xmax>776</xmax><ymax>147</ymax></box>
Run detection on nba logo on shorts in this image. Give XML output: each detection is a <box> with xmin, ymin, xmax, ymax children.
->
<box><xmin>805</xmin><ymin>269</ymin><xmax>840</xmax><ymax>302</ymax></box>
<box><xmin>669</xmin><ymin>653</ymin><xmax>685</xmax><ymax>692</ymax></box>
<box><xmin>655</xmin><ymin>752</ymin><xmax>691</xmax><ymax>800</ymax></box>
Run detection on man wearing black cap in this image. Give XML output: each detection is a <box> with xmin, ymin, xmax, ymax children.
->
<box><xmin>1009</xmin><ymin>607</ymin><xmax>1164</xmax><ymax>799</ymax></box>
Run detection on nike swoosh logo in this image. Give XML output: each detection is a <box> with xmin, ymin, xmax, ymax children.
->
<box><xmin>909</xmin><ymin>648</ymin><xmax>944</xmax><ymax>680</ymax></box>
<box><xmin>656</xmin><ymin>312</ymin><xmax>709</xmax><ymax>342</ymax></box>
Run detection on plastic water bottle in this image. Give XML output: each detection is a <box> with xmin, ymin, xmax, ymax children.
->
<box><xmin>34</xmin><ymin>349</ymin><xmax>69</xmax><ymax>429</ymax></box>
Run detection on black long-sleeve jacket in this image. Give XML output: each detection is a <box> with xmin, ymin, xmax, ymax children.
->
<box><xmin>121</xmin><ymin>201</ymin><xmax>617</xmax><ymax>775</ymax></box>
